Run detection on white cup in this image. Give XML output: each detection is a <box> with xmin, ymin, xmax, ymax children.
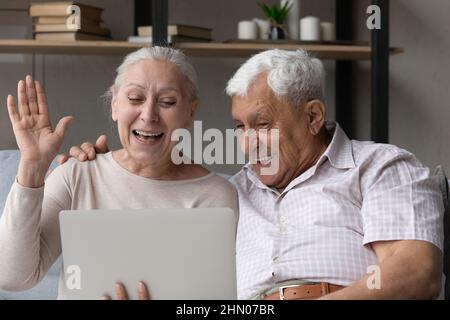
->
<box><xmin>253</xmin><ymin>18</ymin><xmax>270</xmax><ymax>40</ymax></box>
<box><xmin>320</xmin><ymin>22</ymin><xmax>335</xmax><ymax>41</ymax></box>
<box><xmin>238</xmin><ymin>20</ymin><xmax>258</xmax><ymax>40</ymax></box>
<box><xmin>300</xmin><ymin>16</ymin><xmax>320</xmax><ymax>41</ymax></box>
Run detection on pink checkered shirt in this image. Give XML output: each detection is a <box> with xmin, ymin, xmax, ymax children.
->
<box><xmin>230</xmin><ymin>122</ymin><xmax>444</xmax><ymax>300</ymax></box>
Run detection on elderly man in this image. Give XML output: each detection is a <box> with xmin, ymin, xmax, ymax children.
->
<box><xmin>65</xmin><ymin>49</ymin><xmax>443</xmax><ymax>300</ymax></box>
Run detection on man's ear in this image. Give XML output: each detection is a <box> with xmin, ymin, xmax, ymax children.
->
<box><xmin>305</xmin><ymin>100</ymin><xmax>326</xmax><ymax>135</ymax></box>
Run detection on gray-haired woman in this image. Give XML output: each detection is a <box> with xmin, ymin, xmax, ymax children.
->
<box><xmin>0</xmin><ymin>47</ymin><xmax>238</xmax><ymax>299</ymax></box>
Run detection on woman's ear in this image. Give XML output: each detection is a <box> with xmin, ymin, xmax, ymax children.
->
<box><xmin>190</xmin><ymin>99</ymin><xmax>199</xmax><ymax>120</ymax></box>
<box><xmin>185</xmin><ymin>99</ymin><xmax>199</xmax><ymax>128</ymax></box>
<box><xmin>305</xmin><ymin>100</ymin><xmax>326</xmax><ymax>135</ymax></box>
<box><xmin>111</xmin><ymin>95</ymin><xmax>118</xmax><ymax>122</ymax></box>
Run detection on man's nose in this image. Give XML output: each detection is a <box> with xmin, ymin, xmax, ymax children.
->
<box><xmin>239</xmin><ymin>129</ymin><xmax>259</xmax><ymax>156</ymax></box>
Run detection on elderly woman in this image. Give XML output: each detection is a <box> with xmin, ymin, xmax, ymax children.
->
<box><xmin>0</xmin><ymin>47</ymin><xmax>238</xmax><ymax>299</ymax></box>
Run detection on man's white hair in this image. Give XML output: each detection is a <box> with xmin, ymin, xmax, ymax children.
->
<box><xmin>111</xmin><ymin>46</ymin><xmax>198</xmax><ymax>101</ymax></box>
<box><xmin>226</xmin><ymin>49</ymin><xmax>325</xmax><ymax>109</ymax></box>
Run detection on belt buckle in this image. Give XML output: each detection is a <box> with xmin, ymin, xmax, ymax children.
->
<box><xmin>278</xmin><ymin>284</ymin><xmax>302</xmax><ymax>300</ymax></box>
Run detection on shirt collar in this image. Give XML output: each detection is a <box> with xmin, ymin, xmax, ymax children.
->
<box><xmin>319</xmin><ymin>121</ymin><xmax>356</xmax><ymax>170</ymax></box>
<box><xmin>243</xmin><ymin>121</ymin><xmax>355</xmax><ymax>192</ymax></box>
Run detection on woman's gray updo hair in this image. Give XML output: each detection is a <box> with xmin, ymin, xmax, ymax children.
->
<box><xmin>106</xmin><ymin>46</ymin><xmax>199</xmax><ymax>101</ymax></box>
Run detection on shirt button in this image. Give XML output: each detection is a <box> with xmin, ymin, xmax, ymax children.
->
<box><xmin>280</xmin><ymin>226</ymin><xmax>287</xmax><ymax>233</ymax></box>
<box><xmin>280</xmin><ymin>215</ymin><xmax>287</xmax><ymax>223</ymax></box>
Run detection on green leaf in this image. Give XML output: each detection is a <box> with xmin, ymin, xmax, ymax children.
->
<box><xmin>258</xmin><ymin>2</ymin><xmax>272</xmax><ymax>18</ymax></box>
<box><xmin>258</xmin><ymin>1</ymin><xmax>293</xmax><ymax>23</ymax></box>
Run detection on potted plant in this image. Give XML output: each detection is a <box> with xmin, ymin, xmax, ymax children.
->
<box><xmin>258</xmin><ymin>1</ymin><xmax>292</xmax><ymax>40</ymax></box>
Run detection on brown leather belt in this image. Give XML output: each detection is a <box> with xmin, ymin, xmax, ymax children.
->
<box><xmin>264</xmin><ymin>283</ymin><xmax>345</xmax><ymax>300</ymax></box>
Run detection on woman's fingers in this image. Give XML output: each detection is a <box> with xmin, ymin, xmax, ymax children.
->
<box><xmin>54</xmin><ymin>116</ymin><xmax>73</xmax><ymax>139</ymax></box>
<box><xmin>12</xmin><ymin>76</ymin><xmax>47</xmax><ymax>118</ymax></box>
<box><xmin>138</xmin><ymin>281</ymin><xmax>150</xmax><ymax>300</ymax></box>
<box><xmin>26</xmin><ymin>75</ymin><xmax>38</xmax><ymax>114</ymax></box>
<box><xmin>35</xmin><ymin>80</ymin><xmax>49</xmax><ymax>115</ymax></box>
<box><xmin>7</xmin><ymin>94</ymin><xmax>20</xmax><ymax>123</ymax></box>
<box><xmin>100</xmin><ymin>282</ymin><xmax>149</xmax><ymax>300</ymax></box>
<box><xmin>115</xmin><ymin>283</ymin><xmax>129</xmax><ymax>300</ymax></box>
<box><xmin>17</xmin><ymin>80</ymin><xmax>30</xmax><ymax>117</ymax></box>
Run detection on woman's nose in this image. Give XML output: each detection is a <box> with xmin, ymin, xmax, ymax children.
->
<box><xmin>140</xmin><ymin>101</ymin><xmax>159</xmax><ymax>122</ymax></box>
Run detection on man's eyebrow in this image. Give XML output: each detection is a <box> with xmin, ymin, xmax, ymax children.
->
<box><xmin>232</xmin><ymin>106</ymin><xmax>271</xmax><ymax>123</ymax></box>
<box><xmin>249</xmin><ymin>106</ymin><xmax>271</xmax><ymax>121</ymax></box>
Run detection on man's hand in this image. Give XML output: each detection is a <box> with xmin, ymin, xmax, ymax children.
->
<box><xmin>101</xmin><ymin>281</ymin><xmax>150</xmax><ymax>300</ymax></box>
<box><xmin>59</xmin><ymin>134</ymin><xmax>109</xmax><ymax>164</ymax></box>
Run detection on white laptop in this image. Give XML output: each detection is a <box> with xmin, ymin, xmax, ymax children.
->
<box><xmin>59</xmin><ymin>208</ymin><xmax>237</xmax><ymax>300</ymax></box>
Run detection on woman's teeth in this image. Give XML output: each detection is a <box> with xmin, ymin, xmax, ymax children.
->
<box><xmin>133</xmin><ymin>130</ymin><xmax>164</xmax><ymax>139</ymax></box>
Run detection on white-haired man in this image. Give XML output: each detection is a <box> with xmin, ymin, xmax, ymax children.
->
<box><xmin>65</xmin><ymin>49</ymin><xmax>443</xmax><ymax>300</ymax></box>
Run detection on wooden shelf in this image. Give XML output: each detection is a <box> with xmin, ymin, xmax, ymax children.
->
<box><xmin>0</xmin><ymin>39</ymin><xmax>404</xmax><ymax>60</ymax></box>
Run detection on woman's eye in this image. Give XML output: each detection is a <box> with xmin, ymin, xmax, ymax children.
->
<box><xmin>235</xmin><ymin>124</ymin><xmax>244</xmax><ymax>130</ymax></box>
<box><xmin>258</xmin><ymin>122</ymin><xmax>270</xmax><ymax>128</ymax></box>
<box><xmin>159</xmin><ymin>101</ymin><xmax>176</xmax><ymax>107</ymax></box>
<box><xmin>128</xmin><ymin>97</ymin><xmax>143</xmax><ymax>103</ymax></box>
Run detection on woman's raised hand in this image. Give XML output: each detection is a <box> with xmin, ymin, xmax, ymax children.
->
<box><xmin>7</xmin><ymin>75</ymin><xmax>73</xmax><ymax>187</ymax></box>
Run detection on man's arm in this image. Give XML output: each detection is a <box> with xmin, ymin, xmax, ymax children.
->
<box><xmin>320</xmin><ymin>239</ymin><xmax>442</xmax><ymax>299</ymax></box>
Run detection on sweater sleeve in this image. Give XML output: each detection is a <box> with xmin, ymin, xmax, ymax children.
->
<box><xmin>0</xmin><ymin>165</ymin><xmax>71</xmax><ymax>291</ymax></box>
<box><xmin>200</xmin><ymin>175</ymin><xmax>240</xmax><ymax>219</ymax></box>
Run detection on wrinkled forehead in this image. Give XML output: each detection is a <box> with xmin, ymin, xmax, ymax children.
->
<box><xmin>119</xmin><ymin>59</ymin><xmax>185</xmax><ymax>91</ymax></box>
<box><xmin>231</xmin><ymin>94</ymin><xmax>281</xmax><ymax>122</ymax></box>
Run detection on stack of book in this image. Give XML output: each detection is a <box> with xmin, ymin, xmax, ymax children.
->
<box><xmin>30</xmin><ymin>1</ymin><xmax>110</xmax><ymax>41</ymax></box>
<box><xmin>128</xmin><ymin>24</ymin><xmax>212</xmax><ymax>43</ymax></box>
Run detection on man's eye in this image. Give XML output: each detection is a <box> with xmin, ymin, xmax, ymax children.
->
<box><xmin>258</xmin><ymin>122</ymin><xmax>270</xmax><ymax>128</ymax></box>
<box><xmin>235</xmin><ymin>124</ymin><xmax>244</xmax><ymax>129</ymax></box>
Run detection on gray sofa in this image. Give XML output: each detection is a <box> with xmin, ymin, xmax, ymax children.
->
<box><xmin>0</xmin><ymin>150</ymin><xmax>61</xmax><ymax>300</ymax></box>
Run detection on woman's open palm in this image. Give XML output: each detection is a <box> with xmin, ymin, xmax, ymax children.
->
<box><xmin>7</xmin><ymin>75</ymin><xmax>73</xmax><ymax>170</ymax></box>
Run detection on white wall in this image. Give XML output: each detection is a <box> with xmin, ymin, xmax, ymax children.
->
<box><xmin>353</xmin><ymin>0</ymin><xmax>450</xmax><ymax>174</ymax></box>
